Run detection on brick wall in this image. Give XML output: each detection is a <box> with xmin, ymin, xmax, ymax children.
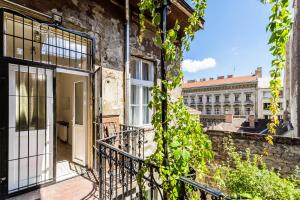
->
<box><xmin>207</xmin><ymin>130</ymin><xmax>300</xmax><ymax>176</ymax></box>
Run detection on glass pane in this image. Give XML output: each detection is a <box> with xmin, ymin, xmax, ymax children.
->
<box><xmin>24</xmin><ymin>39</ymin><xmax>33</xmax><ymax>60</ymax></box>
<box><xmin>38</xmin><ymin>97</ymin><xmax>46</xmax><ymax>129</ymax></box>
<box><xmin>75</xmin><ymin>82</ymin><xmax>84</xmax><ymax>125</ymax></box>
<box><xmin>142</xmin><ymin>62</ymin><xmax>152</xmax><ymax>81</ymax></box>
<box><xmin>33</xmin><ymin>22</ymin><xmax>41</xmax><ymax>43</ymax></box>
<box><xmin>81</xmin><ymin>54</ymin><xmax>87</xmax><ymax>70</ymax></box>
<box><xmin>130</xmin><ymin>59</ymin><xmax>139</xmax><ymax>79</ymax></box>
<box><xmin>41</xmin><ymin>44</ymin><xmax>49</xmax><ymax>63</ymax></box>
<box><xmin>16</xmin><ymin>96</ymin><xmax>28</xmax><ymax>131</ymax></box>
<box><xmin>143</xmin><ymin>87</ymin><xmax>149</xmax><ymax>104</ymax></box>
<box><xmin>14</xmin><ymin>15</ymin><xmax>23</xmax><ymax>38</ymax></box>
<box><xmin>24</xmin><ymin>18</ymin><xmax>32</xmax><ymax>40</ymax></box>
<box><xmin>76</xmin><ymin>52</ymin><xmax>82</xmax><ymax>68</ymax></box>
<box><xmin>5</xmin><ymin>35</ymin><xmax>13</xmax><ymax>57</ymax></box>
<box><xmin>143</xmin><ymin>106</ymin><xmax>150</xmax><ymax>124</ymax></box>
<box><xmin>131</xmin><ymin>106</ymin><xmax>139</xmax><ymax>125</ymax></box>
<box><xmin>29</xmin><ymin>97</ymin><xmax>37</xmax><ymax>130</ymax></box>
<box><xmin>29</xmin><ymin>72</ymin><xmax>37</xmax><ymax>97</ymax></box>
<box><xmin>16</xmin><ymin>72</ymin><xmax>28</xmax><ymax>97</ymax></box>
<box><xmin>41</xmin><ymin>25</ymin><xmax>48</xmax><ymax>44</ymax></box>
<box><xmin>76</xmin><ymin>35</ymin><xmax>82</xmax><ymax>53</ymax></box>
<box><xmin>33</xmin><ymin>42</ymin><xmax>41</xmax><ymax>62</ymax></box>
<box><xmin>15</xmin><ymin>37</ymin><xmax>24</xmax><ymax>59</ymax></box>
<box><xmin>38</xmin><ymin>73</ymin><xmax>46</xmax><ymax>97</ymax></box>
<box><xmin>131</xmin><ymin>85</ymin><xmax>139</xmax><ymax>104</ymax></box>
<box><xmin>70</xmin><ymin>33</ymin><xmax>76</xmax><ymax>51</ymax></box>
<box><xmin>4</xmin><ymin>12</ymin><xmax>13</xmax><ymax>35</ymax></box>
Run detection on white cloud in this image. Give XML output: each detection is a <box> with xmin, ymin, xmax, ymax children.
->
<box><xmin>182</xmin><ymin>58</ymin><xmax>217</xmax><ymax>73</ymax></box>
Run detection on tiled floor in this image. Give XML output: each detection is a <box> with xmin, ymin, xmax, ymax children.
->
<box><xmin>56</xmin><ymin>139</ymin><xmax>87</xmax><ymax>182</ymax></box>
<box><xmin>8</xmin><ymin>172</ymin><xmax>99</xmax><ymax>200</ymax></box>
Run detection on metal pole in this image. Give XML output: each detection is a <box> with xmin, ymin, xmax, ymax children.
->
<box><xmin>160</xmin><ymin>0</ymin><xmax>169</xmax><ymax>199</ymax></box>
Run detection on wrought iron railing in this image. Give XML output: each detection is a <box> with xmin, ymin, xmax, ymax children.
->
<box><xmin>96</xmin><ymin>124</ymin><xmax>230</xmax><ymax>200</ymax></box>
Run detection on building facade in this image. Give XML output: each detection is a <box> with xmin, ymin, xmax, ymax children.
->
<box><xmin>257</xmin><ymin>77</ymin><xmax>284</xmax><ymax>120</ymax></box>
<box><xmin>0</xmin><ymin>0</ymin><xmax>193</xmax><ymax>198</ymax></box>
<box><xmin>183</xmin><ymin>67</ymin><xmax>262</xmax><ymax>118</ymax></box>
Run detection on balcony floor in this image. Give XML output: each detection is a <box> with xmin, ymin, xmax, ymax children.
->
<box><xmin>8</xmin><ymin>172</ymin><xmax>99</xmax><ymax>200</ymax></box>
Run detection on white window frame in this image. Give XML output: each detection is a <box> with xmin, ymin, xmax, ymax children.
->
<box><xmin>130</xmin><ymin>58</ymin><xmax>154</xmax><ymax>126</ymax></box>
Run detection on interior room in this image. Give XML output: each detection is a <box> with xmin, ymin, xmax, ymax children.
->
<box><xmin>56</xmin><ymin>72</ymin><xmax>88</xmax><ymax>181</ymax></box>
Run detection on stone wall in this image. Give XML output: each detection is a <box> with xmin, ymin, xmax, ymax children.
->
<box><xmin>207</xmin><ymin>130</ymin><xmax>300</xmax><ymax>176</ymax></box>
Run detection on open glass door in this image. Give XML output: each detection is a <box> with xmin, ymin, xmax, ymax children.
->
<box><xmin>72</xmin><ymin>81</ymin><xmax>87</xmax><ymax>166</ymax></box>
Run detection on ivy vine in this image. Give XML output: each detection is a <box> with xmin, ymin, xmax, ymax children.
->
<box><xmin>260</xmin><ymin>0</ymin><xmax>293</xmax><ymax>145</ymax></box>
<box><xmin>138</xmin><ymin>0</ymin><xmax>212</xmax><ymax>199</ymax></box>
<box><xmin>137</xmin><ymin>0</ymin><xmax>293</xmax><ymax>198</ymax></box>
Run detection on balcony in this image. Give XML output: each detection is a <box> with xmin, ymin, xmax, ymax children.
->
<box><xmin>96</xmin><ymin>125</ymin><xmax>228</xmax><ymax>200</ymax></box>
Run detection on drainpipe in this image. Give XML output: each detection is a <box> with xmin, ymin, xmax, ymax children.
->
<box><xmin>124</xmin><ymin>0</ymin><xmax>130</xmax><ymax>125</ymax></box>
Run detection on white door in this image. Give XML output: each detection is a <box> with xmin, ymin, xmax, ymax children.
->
<box><xmin>72</xmin><ymin>81</ymin><xmax>87</xmax><ymax>166</ymax></box>
<box><xmin>8</xmin><ymin>64</ymin><xmax>53</xmax><ymax>193</ymax></box>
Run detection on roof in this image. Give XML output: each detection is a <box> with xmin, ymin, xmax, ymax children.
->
<box><xmin>183</xmin><ymin>75</ymin><xmax>258</xmax><ymax>89</ymax></box>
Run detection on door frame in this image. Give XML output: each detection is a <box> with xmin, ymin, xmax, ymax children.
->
<box><xmin>0</xmin><ymin>7</ymin><xmax>96</xmax><ymax>198</ymax></box>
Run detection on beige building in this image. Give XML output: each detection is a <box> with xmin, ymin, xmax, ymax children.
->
<box><xmin>183</xmin><ymin>67</ymin><xmax>262</xmax><ymax>118</ymax></box>
<box><xmin>257</xmin><ymin>77</ymin><xmax>284</xmax><ymax>120</ymax></box>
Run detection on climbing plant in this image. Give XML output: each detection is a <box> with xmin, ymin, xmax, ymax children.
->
<box><xmin>137</xmin><ymin>0</ymin><xmax>293</xmax><ymax>199</ymax></box>
<box><xmin>260</xmin><ymin>0</ymin><xmax>293</xmax><ymax>145</ymax></box>
<box><xmin>138</xmin><ymin>0</ymin><xmax>212</xmax><ymax>199</ymax></box>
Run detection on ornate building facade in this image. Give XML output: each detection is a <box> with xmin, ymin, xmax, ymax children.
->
<box><xmin>182</xmin><ymin>67</ymin><xmax>262</xmax><ymax>118</ymax></box>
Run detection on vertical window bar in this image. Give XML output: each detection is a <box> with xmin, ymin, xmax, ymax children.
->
<box><xmin>13</xmin><ymin>14</ymin><xmax>15</xmax><ymax>58</ymax></box>
<box><xmin>44</xmin><ymin>68</ymin><xmax>47</xmax><ymax>183</ymax></box>
<box><xmin>31</xmin><ymin>17</ymin><xmax>33</xmax><ymax>62</ymax></box>
<box><xmin>55</xmin><ymin>28</ymin><xmax>57</xmax><ymax>66</ymax></box>
<box><xmin>17</xmin><ymin>64</ymin><xmax>20</xmax><ymax>190</ymax></box>
<box><xmin>69</xmin><ymin>32</ymin><xmax>70</xmax><ymax>68</ymax></box>
<box><xmin>36</xmin><ymin>67</ymin><xmax>38</xmax><ymax>184</ymax></box>
<box><xmin>80</xmin><ymin>37</ymin><xmax>82</xmax><ymax>69</ymax></box>
<box><xmin>47</xmin><ymin>26</ymin><xmax>50</xmax><ymax>64</ymax></box>
<box><xmin>27</xmin><ymin>65</ymin><xmax>30</xmax><ymax>187</ymax></box>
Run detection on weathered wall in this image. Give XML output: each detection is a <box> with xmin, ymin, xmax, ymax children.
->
<box><xmin>12</xmin><ymin>0</ymin><xmax>160</xmax><ymax>123</ymax></box>
<box><xmin>285</xmin><ymin>0</ymin><xmax>300</xmax><ymax>137</ymax></box>
<box><xmin>207</xmin><ymin>130</ymin><xmax>300</xmax><ymax>176</ymax></box>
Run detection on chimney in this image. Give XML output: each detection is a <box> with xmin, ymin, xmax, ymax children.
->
<box><xmin>248</xmin><ymin>115</ymin><xmax>255</xmax><ymax>128</ymax></box>
<box><xmin>255</xmin><ymin>67</ymin><xmax>262</xmax><ymax>78</ymax></box>
<box><xmin>227</xmin><ymin>75</ymin><xmax>233</xmax><ymax>78</ymax></box>
<box><xmin>187</xmin><ymin>79</ymin><xmax>196</xmax><ymax>83</ymax></box>
<box><xmin>217</xmin><ymin>76</ymin><xmax>225</xmax><ymax>80</ymax></box>
<box><xmin>225</xmin><ymin>113</ymin><xmax>233</xmax><ymax>123</ymax></box>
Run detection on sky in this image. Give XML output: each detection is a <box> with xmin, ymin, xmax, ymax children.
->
<box><xmin>183</xmin><ymin>0</ymin><xmax>273</xmax><ymax>81</ymax></box>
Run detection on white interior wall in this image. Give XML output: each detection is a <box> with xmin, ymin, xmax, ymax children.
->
<box><xmin>56</xmin><ymin>73</ymin><xmax>87</xmax><ymax>146</ymax></box>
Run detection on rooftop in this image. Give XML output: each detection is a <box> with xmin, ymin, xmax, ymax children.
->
<box><xmin>183</xmin><ymin>74</ymin><xmax>258</xmax><ymax>89</ymax></box>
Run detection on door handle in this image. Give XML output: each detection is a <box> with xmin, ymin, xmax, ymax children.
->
<box><xmin>0</xmin><ymin>177</ymin><xmax>6</xmax><ymax>183</ymax></box>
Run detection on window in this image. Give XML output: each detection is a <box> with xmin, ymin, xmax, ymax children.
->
<box><xmin>215</xmin><ymin>107</ymin><xmax>220</xmax><ymax>115</ymax></box>
<box><xmin>206</xmin><ymin>107</ymin><xmax>211</xmax><ymax>115</ymax></box>
<box><xmin>264</xmin><ymin>115</ymin><xmax>269</xmax><ymax>120</ymax></box>
<box><xmin>3</xmin><ymin>12</ymin><xmax>93</xmax><ymax>70</ymax></box>
<box><xmin>234</xmin><ymin>94</ymin><xmax>240</xmax><ymax>102</ymax></box>
<box><xmin>206</xmin><ymin>96</ymin><xmax>211</xmax><ymax>103</ymax></box>
<box><xmin>224</xmin><ymin>94</ymin><xmax>229</xmax><ymax>102</ymax></box>
<box><xmin>215</xmin><ymin>95</ymin><xmax>220</xmax><ymax>103</ymax></box>
<box><xmin>224</xmin><ymin>106</ymin><xmax>230</xmax><ymax>114</ymax></box>
<box><xmin>278</xmin><ymin>102</ymin><xmax>283</xmax><ymax>110</ymax></box>
<box><xmin>198</xmin><ymin>96</ymin><xmax>202</xmax><ymax>103</ymax></box>
<box><xmin>184</xmin><ymin>98</ymin><xmax>188</xmax><ymax>105</ymax></box>
<box><xmin>263</xmin><ymin>103</ymin><xmax>270</xmax><ymax>110</ymax></box>
<box><xmin>130</xmin><ymin>58</ymin><xmax>153</xmax><ymax>126</ymax></box>
<box><xmin>191</xmin><ymin>96</ymin><xmax>195</xmax><ymax>104</ymax></box>
<box><xmin>246</xmin><ymin>93</ymin><xmax>251</xmax><ymax>101</ymax></box>
<box><xmin>263</xmin><ymin>91</ymin><xmax>271</xmax><ymax>98</ymax></box>
<box><xmin>234</xmin><ymin>107</ymin><xmax>240</xmax><ymax>115</ymax></box>
<box><xmin>245</xmin><ymin>107</ymin><xmax>251</xmax><ymax>115</ymax></box>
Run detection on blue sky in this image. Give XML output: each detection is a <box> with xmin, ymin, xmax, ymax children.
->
<box><xmin>183</xmin><ymin>0</ymin><xmax>273</xmax><ymax>81</ymax></box>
